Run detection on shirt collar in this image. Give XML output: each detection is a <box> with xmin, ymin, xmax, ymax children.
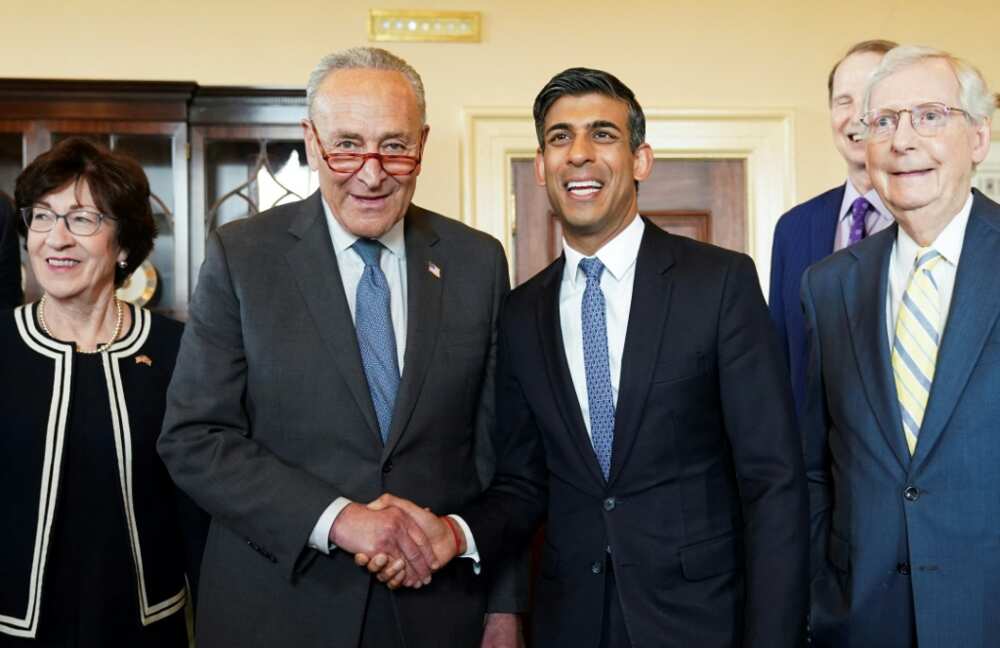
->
<box><xmin>322</xmin><ymin>197</ymin><xmax>406</xmax><ymax>260</ymax></box>
<box><xmin>562</xmin><ymin>215</ymin><xmax>645</xmax><ymax>287</ymax></box>
<box><xmin>839</xmin><ymin>179</ymin><xmax>891</xmax><ymax>223</ymax></box>
<box><xmin>894</xmin><ymin>192</ymin><xmax>973</xmax><ymax>269</ymax></box>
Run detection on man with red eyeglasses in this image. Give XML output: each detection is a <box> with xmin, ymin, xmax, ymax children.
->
<box><xmin>160</xmin><ymin>47</ymin><xmax>524</xmax><ymax>648</ymax></box>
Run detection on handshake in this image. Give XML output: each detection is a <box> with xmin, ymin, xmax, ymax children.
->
<box><xmin>328</xmin><ymin>493</ymin><xmax>467</xmax><ymax>589</ymax></box>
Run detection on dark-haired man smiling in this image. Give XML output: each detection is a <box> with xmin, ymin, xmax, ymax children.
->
<box><xmin>368</xmin><ymin>67</ymin><xmax>809</xmax><ymax>648</ymax></box>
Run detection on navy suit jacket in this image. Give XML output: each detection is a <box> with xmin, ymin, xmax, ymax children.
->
<box><xmin>801</xmin><ymin>190</ymin><xmax>1000</xmax><ymax>648</ymax></box>
<box><xmin>769</xmin><ymin>185</ymin><xmax>843</xmax><ymax>415</ymax></box>
<box><xmin>0</xmin><ymin>200</ymin><xmax>22</xmax><ymax>309</ymax></box>
<box><xmin>465</xmin><ymin>221</ymin><xmax>808</xmax><ymax>648</ymax></box>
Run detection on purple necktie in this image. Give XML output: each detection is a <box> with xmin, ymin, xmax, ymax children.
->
<box><xmin>848</xmin><ymin>196</ymin><xmax>872</xmax><ymax>245</ymax></box>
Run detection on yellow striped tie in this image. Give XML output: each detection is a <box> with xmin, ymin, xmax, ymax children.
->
<box><xmin>891</xmin><ymin>247</ymin><xmax>944</xmax><ymax>455</ymax></box>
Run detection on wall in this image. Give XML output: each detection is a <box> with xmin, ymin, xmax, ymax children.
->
<box><xmin>2</xmin><ymin>0</ymin><xmax>997</xmax><ymax>253</ymax></box>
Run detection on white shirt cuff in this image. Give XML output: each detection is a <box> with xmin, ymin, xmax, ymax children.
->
<box><xmin>308</xmin><ymin>497</ymin><xmax>353</xmax><ymax>554</ymax></box>
<box><xmin>448</xmin><ymin>514</ymin><xmax>481</xmax><ymax>575</ymax></box>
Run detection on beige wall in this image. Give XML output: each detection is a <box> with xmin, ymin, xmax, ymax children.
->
<box><xmin>2</xmin><ymin>0</ymin><xmax>997</xmax><ymax>244</ymax></box>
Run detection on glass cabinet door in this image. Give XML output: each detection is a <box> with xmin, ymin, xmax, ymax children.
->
<box><xmin>190</xmin><ymin>124</ymin><xmax>316</xmax><ymax>292</ymax></box>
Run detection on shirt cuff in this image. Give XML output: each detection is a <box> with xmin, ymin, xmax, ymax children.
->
<box><xmin>308</xmin><ymin>497</ymin><xmax>353</xmax><ymax>554</ymax></box>
<box><xmin>448</xmin><ymin>514</ymin><xmax>481</xmax><ymax>575</ymax></box>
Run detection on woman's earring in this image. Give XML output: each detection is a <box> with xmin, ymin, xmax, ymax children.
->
<box><xmin>118</xmin><ymin>260</ymin><xmax>127</xmax><ymax>269</ymax></box>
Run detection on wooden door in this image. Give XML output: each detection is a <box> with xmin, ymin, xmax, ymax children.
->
<box><xmin>512</xmin><ymin>157</ymin><xmax>746</xmax><ymax>285</ymax></box>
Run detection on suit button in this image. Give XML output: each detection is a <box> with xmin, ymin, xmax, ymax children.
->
<box><xmin>896</xmin><ymin>562</ymin><xmax>911</xmax><ymax>575</ymax></box>
<box><xmin>903</xmin><ymin>486</ymin><xmax>920</xmax><ymax>502</ymax></box>
<box><xmin>591</xmin><ymin>561</ymin><xmax>603</xmax><ymax>575</ymax></box>
<box><xmin>382</xmin><ymin>461</ymin><xmax>393</xmax><ymax>474</ymax></box>
<box><xmin>603</xmin><ymin>497</ymin><xmax>616</xmax><ymax>511</ymax></box>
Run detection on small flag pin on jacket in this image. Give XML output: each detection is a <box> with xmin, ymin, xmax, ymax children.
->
<box><xmin>134</xmin><ymin>355</ymin><xmax>153</xmax><ymax>367</ymax></box>
<box><xmin>428</xmin><ymin>262</ymin><xmax>441</xmax><ymax>278</ymax></box>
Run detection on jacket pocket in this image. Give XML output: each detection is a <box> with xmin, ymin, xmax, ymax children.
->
<box><xmin>679</xmin><ymin>532</ymin><xmax>743</xmax><ymax>581</ymax></box>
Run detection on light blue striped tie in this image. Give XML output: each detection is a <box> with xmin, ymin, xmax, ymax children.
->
<box><xmin>353</xmin><ymin>238</ymin><xmax>400</xmax><ymax>443</ymax></box>
<box><xmin>580</xmin><ymin>257</ymin><xmax>615</xmax><ymax>479</ymax></box>
<box><xmin>891</xmin><ymin>247</ymin><xmax>943</xmax><ymax>455</ymax></box>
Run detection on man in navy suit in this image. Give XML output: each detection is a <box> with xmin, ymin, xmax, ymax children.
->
<box><xmin>802</xmin><ymin>45</ymin><xmax>999</xmax><ymax>647</ymax></box>
<box><xmin>0</xmin><ymin>198</ymin><xmax>22</xmax><ymax>308</ymax></box>
<box><xmin>366</xmin><ymin>67</ymin><xmax>808</xmax><ymax>648</ymax></box>
<box><xmin>770</xmin><ymin>39</ymin><xmax>896</xmax><ymax>414</ymax></box>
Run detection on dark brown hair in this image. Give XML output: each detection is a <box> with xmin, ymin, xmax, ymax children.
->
<box><xmin>15</xmin><ymin>137</ymin><xmax>156</xmax><ymax>287</ymax></box>
<box><xmin>827</xmin><ymin>39</ymin><xmax>899</xmax><ymax>104</ymax></box>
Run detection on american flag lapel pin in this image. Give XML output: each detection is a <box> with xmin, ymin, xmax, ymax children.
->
<box><xmin>134</xmin><ymin>355</ymin><xmax>153</xmax><ymax>367</ymax></box>
<box><xmin>428</xmin><ymin>261</ymin><xmax>441</xmax><ymax>279</ymax></box>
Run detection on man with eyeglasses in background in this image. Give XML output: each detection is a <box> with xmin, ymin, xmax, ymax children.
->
<box><xmin>769</xmin><ymin>39</ymin><xmax>896</xmax><ymax>418</ymax></box>
<box><xmin>159</xmin><ymin>47</ymin><xmax>525</xmax><ymax>648</ymax></box>
<box><xmin>800</xmin><ymin>45</ymin><xmax>999</xmax><ymax>647</ymax></box>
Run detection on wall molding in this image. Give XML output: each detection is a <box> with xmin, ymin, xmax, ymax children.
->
<box><xmin>460</xmin><ymin>106</ymin><xmax>796</xmax><ymax>294</ymax></box>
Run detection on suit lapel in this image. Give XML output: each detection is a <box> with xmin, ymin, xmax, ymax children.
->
<box><xmin>608</xmin><ymin>223</ymin><xmax>674</xmax><ymax>487</ymax></box>
<box><xmin>535</xmin><ymin>256</ymin><xmax>607</xmax><ymax>486</ymax></box>
<box><xmin>285</xmin><ymin>193</ymin><xmax>382</xmax><ymax>445</ymax></box>
<box><xmin>841</xmin><ymin>226</ymin><xmax>910</xmax><ymax>469</ymax></box>
<box><xmin>912</xmin><ymin>193</ymin><xmax>1000</xmax><ymax>469</ymax></box>
<box><xmin>810</xmin><ymin>184</ymin><xmax>844</xmax><ymax>262</ymax></box>
<box><xmin>382</xmin><ymin>207</ymin><xmax>442</xmax><ymax>458</ymax></box>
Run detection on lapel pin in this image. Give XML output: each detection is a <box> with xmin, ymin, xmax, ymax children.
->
<box><xmin>134</xmin><ymin>355</ymin><xmax>153</xmax><ymax>367</ymax></box>
<box><xmin>428</xmin><ymin>261</ymin><xmax>441</xmax><ymax>279</ymax></box>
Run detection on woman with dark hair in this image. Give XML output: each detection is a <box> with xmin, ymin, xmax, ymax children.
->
<box><xmin>0</xmin><ymin>137</ymin><xmax>206</xmax><ymax>647</ymax></box>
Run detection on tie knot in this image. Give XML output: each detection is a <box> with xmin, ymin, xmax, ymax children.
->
<box><xmin>915</xmin><ymin>247</ymin><xmax>942</xmax><ymax>271</ymax></box>
<box><xmin>353</xmin><ymin>238</ymin><xmax>383</xmax><ymax>267</ymax></box>
<box><xmin>851</xmin><ymin>196</ymin><xmax>872</xmax><ymax>219</ymax></box>
<box><xmin>579</xmin><ymin>257</ymin><xmax>605</xmax><ymax>283</ymax></box>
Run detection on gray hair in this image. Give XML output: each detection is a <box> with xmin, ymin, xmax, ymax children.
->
<box><xmin>863</xmin><ymin>45</ymin><xmax>995</xmax><ymax>124</ymax></box>
<box><xmin>306</xmin><ymin>47</ymin><xmax>426</xmax><ymax>123</ymax></box>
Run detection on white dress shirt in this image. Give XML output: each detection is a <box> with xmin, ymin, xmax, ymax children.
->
<box><xmin>308</xmin><ymin>199</ymin><xmax>408</xmax><ymax>554</ymax></box>
<box><xmin>834</xmin><ymin>180</ymin><xmax>893</xmax><ymax>251</ymax></box>
<box><xmin>885</xmin><ymin>193</ymin><xmax>972</xmax><ymax>345</ymax></box>
<box><xmin>560</xmin><ymin>216</ymin><xmax>645</xmax><ymax>438</ymax></box>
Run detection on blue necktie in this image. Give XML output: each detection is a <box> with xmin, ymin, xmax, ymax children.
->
<box><xmin>892</xmin><ymin>248</ymin><xmax>944</xmax><ymax>455</ymax></box>
<box><xmin>352</xmin><ymin>238</ymin><xmax>400</xmax><ymax>443</ymax></box>
<box><xmin>580</xmin><ymin>257</ymin><xmax>615</xmax><ymax>479</ymax></box>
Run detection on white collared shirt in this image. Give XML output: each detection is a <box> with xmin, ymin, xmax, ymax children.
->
<box><xmin>560</xmin><ymin>216</ymin><xmax>645</xmax><ymax>438</ymax></box>
<box><xmin>886</xmin><ymin>193</ymin><xmax>973</xmax><ymax>344</ymax></box>
<box><xmin>309</xmin><ymin>199</ymin><xmax>408</xmax><ymax>554</ymax></box>
<box><xmin>834</xmin><ymin>180</ymin><xmax>893</xmax><ymax>251</ymax></box>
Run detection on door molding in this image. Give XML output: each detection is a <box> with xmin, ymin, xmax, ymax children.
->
<box><xmin>460</xmin><ymin>106</ymin><xmax>796</xmax><ymax>295</ymax></box>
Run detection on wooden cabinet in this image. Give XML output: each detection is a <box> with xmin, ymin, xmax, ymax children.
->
<box><xmin>0</xmin><ymin>79</ymin><xmax>309</xmax><ymax>318</ymax></box>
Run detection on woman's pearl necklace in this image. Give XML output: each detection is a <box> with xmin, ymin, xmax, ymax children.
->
<box><xmin>37</xmin><ymin>294</ymin><xmax>124</xmax><ymax>354</ymax></box>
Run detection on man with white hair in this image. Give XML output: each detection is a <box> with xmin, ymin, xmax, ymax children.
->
<box><xmin>160</xmin><ymin>46</ymin><xmax>523</xmax><ymax>648</ymax></box>
<box><xmin>801</xmin><ymin>45</ymin><xmax>999</xmax><ymax>647</ymax></box>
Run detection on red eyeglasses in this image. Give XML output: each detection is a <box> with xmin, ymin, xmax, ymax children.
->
<box><xmin>309</xmin><ymin>121</ymin><xmax>422</xmax><ymax>177</ymax></box>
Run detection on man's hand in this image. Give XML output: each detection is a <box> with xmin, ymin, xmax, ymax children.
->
<box><xmin>481</xmin><ymin>613</ymin><xmax>524</xmax><ymax>648</ymax></box>
<box><xmin>330</xmin><ymin>502</ymin><xmax>436</xmax><ymax>588</ymax></box>
<box><xmin>355</xmin><ymin>493</ymin><xmax>464</xmax><ymax>588</ymax></box>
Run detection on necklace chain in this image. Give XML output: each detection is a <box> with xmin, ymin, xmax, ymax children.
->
<box><xmin>37</xmin><ymin>294</ymin><xmax>125</xmax><ymax>354</ymax></box>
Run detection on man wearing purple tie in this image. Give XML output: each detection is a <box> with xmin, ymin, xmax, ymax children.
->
<box><xmin>769</xmin><ymin>39</ymin><xmax>897</xmax><ymax>415</ymax></box>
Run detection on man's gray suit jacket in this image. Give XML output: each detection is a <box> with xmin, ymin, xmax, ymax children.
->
<box><xmin>159</xmin><ymin>192</ymin><xmax>520</xmax><ymax>648</ymax></box>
